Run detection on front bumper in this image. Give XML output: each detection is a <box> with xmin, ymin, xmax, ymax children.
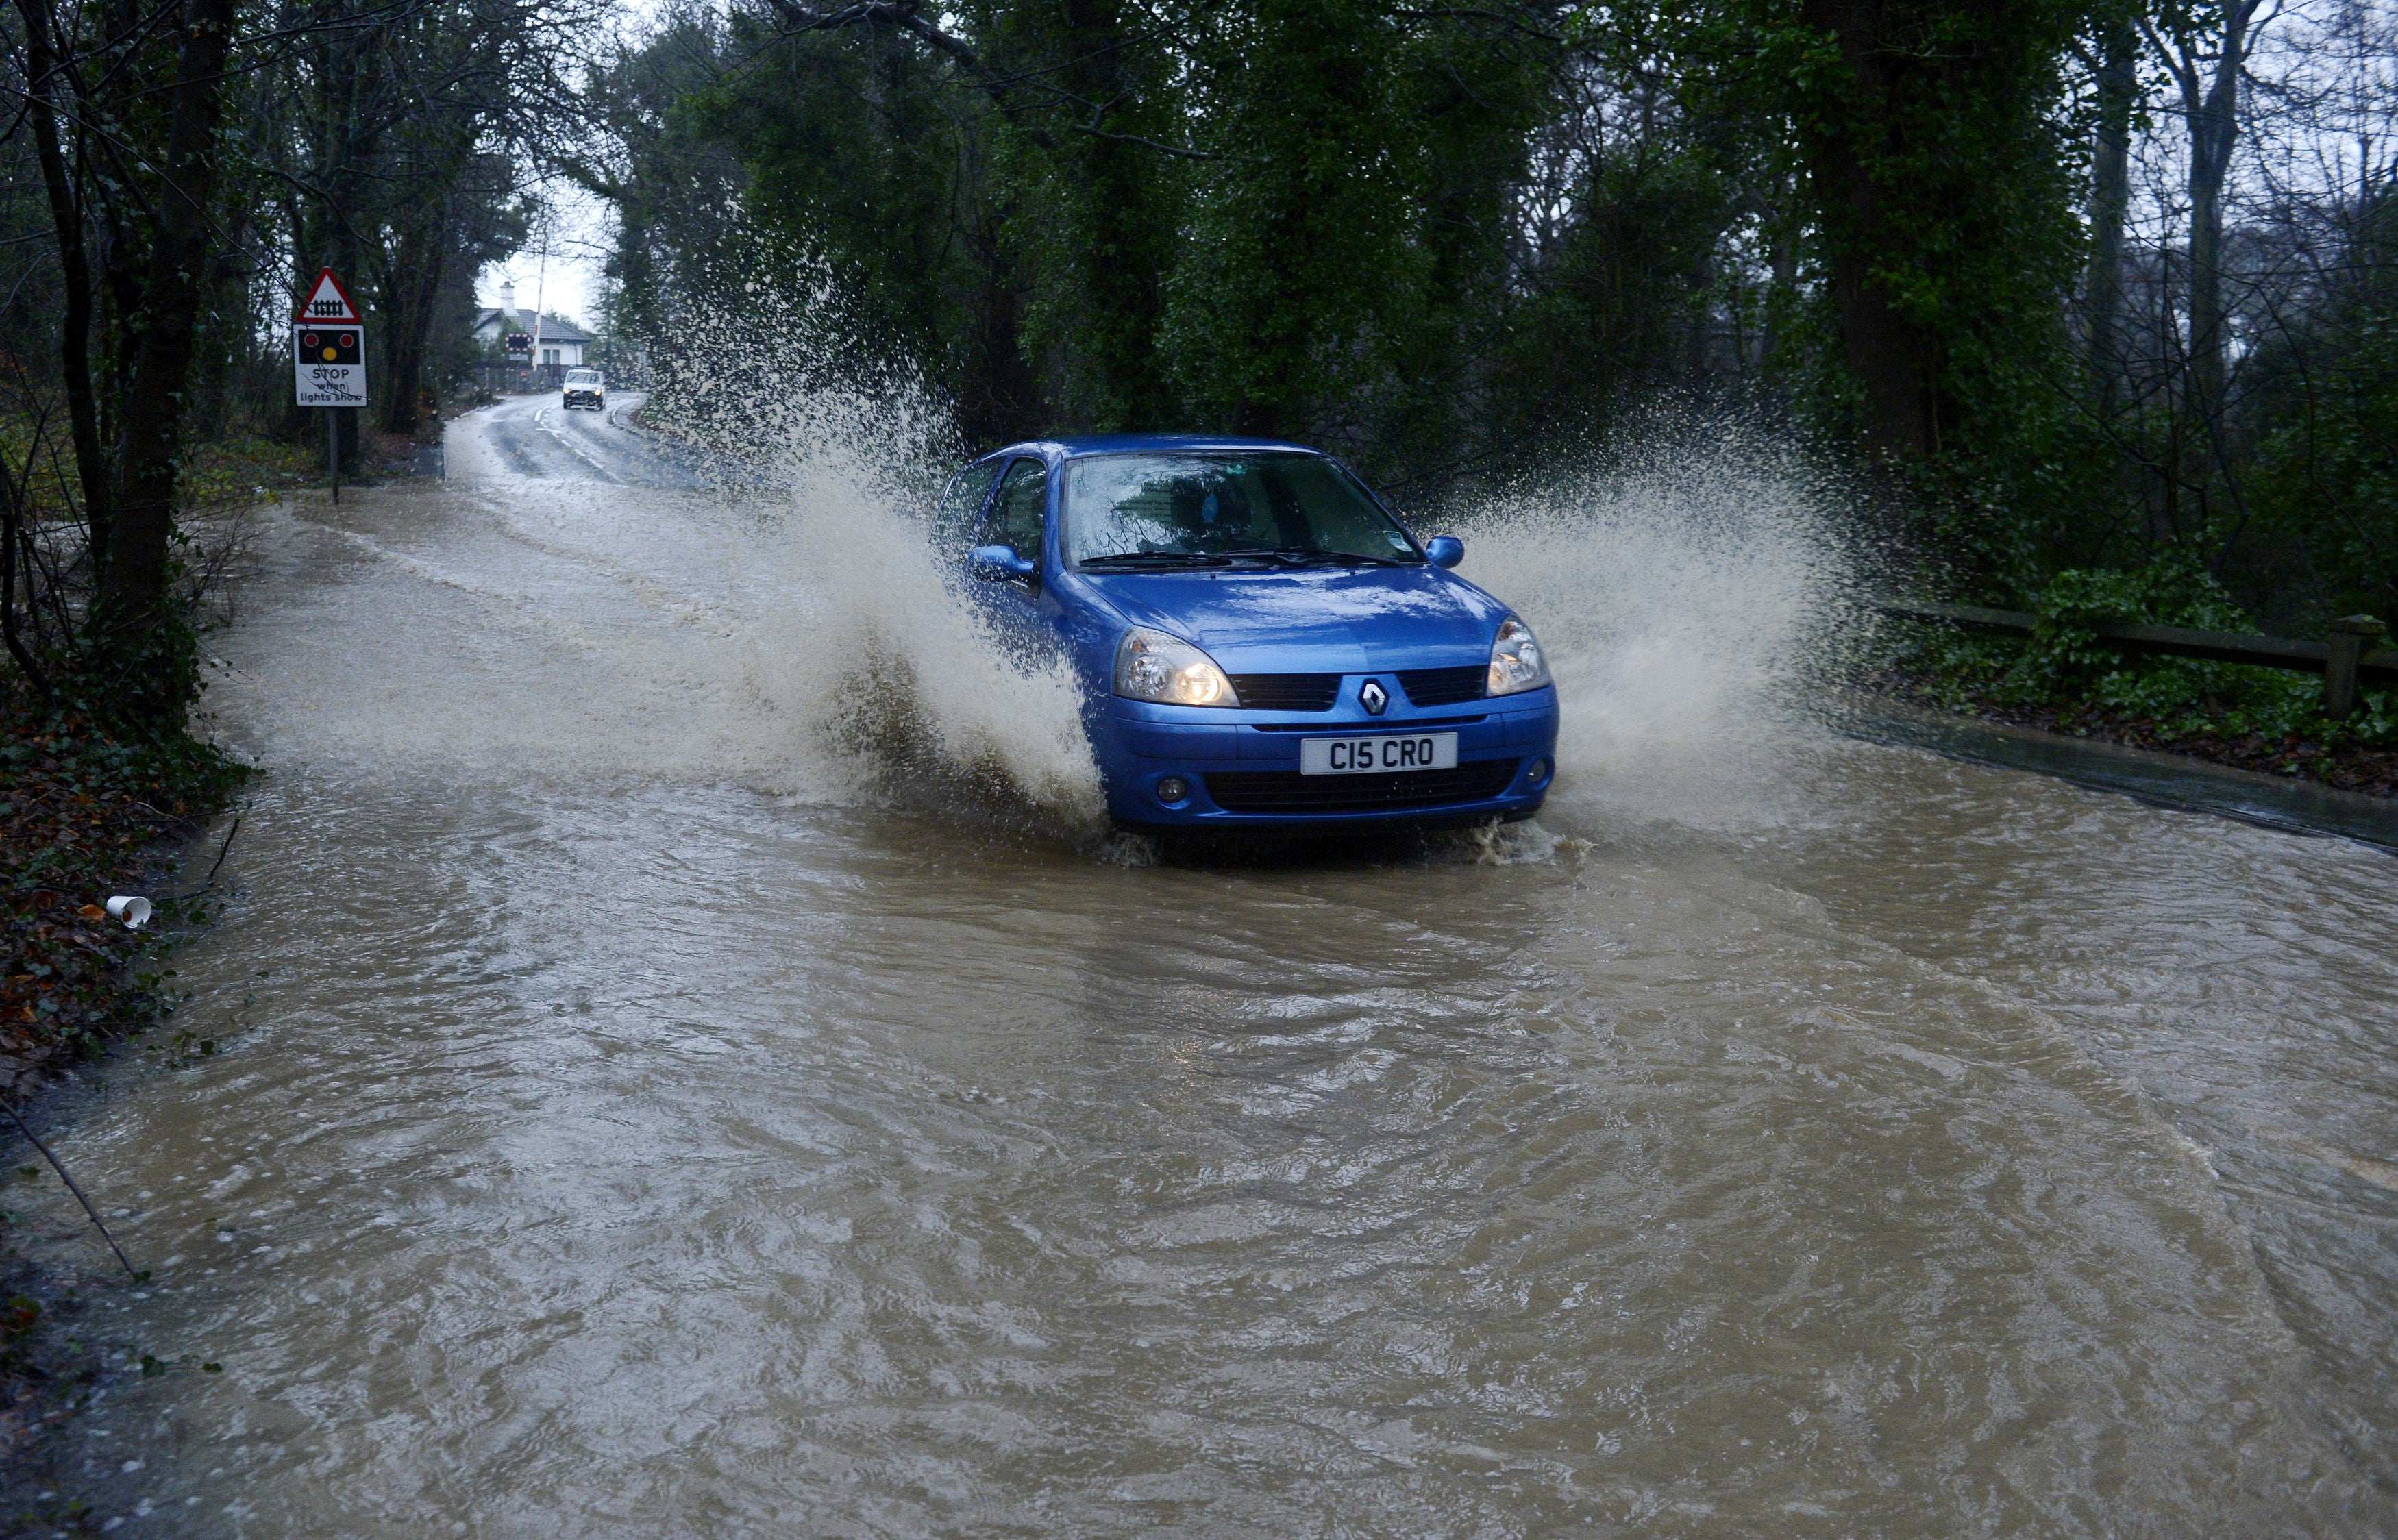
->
<box><xmin>1096</xmin><ymin>684</ymin><xmax>1559</xmax><ymax>830</ymax></box>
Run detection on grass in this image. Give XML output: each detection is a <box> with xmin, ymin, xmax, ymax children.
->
<box><xmin>177</xmin><ymin>432</ymin><xmax>320</xmax><ymax>513</ymax></box>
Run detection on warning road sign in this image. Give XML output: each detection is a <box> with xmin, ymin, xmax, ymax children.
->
<box><xmin>293</xmin><ymin>268</ymin><xmax>367</xmax><ymax>405</ymax></box>
<box><xmin>293</xmin><ymin>324</ymin><xmax>367</xmax><ymax>404</ymax></box>
<box><xmin>295</xmin><ymin>268</ymin><xmax>363</xmax><ymax>324</ymax></box>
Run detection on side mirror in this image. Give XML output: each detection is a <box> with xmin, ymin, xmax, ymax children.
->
<box><xmin>1423</xmin><ymin>536</ymin><xmax>1464</xmax><ymax>569</ymax></box>
<box><xmin>968</xmin><ymin>544</ymin><xmax>1037</xmax><ymax>581</ymax></box>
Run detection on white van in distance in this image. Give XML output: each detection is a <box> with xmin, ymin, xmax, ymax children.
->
<box><xmin>563</xmin><ymin>369</ymin><xmax>604</xmax><ymax>411</ymax></box>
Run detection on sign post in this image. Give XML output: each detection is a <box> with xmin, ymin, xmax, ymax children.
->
<box><xmin>293</xmin><ymin>268</ymin><xmax>367</xmax><ymax>504</ymax></box>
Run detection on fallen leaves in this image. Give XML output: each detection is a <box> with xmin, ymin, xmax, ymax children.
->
<box><xmin>2</xmin><ymin>711</ymin><xmax>214</xmax><ymax>1071</ymax></box>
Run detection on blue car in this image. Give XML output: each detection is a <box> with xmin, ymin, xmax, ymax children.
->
<box><xmin>948</xmin><ymin>435</ymin><xmax>1559</xmax><ymax>832</ymax></box>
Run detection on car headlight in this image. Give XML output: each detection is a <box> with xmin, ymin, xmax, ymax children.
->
<box><xmin>1115</xmin><ymin>628</ymin><xmax>1239</xmax><ymax>706</ymax></box>
<box><xmin>1487</xmin><ymin>617</ymin><xmax>1550</xmax><ymax>695</ymax></box>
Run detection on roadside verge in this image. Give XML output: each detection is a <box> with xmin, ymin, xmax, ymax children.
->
<box><xmin>1842</xmin><ymin>695</ymin><xmax>2398</xmax><ymax>852</ymax></box>
<box><xmin>0</xmin><ymin>695</ymin><xmax>244</xmax><ymax>1492</ymax></box>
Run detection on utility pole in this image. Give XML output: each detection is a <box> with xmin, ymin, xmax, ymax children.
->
<box><xmin>530</xmin><ymin>229</ymin><xmax>548</xmax><ymax>390</ymax></box>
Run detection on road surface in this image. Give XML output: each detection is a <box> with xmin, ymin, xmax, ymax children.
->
<box><xmin>9</xmin><ymin>394</ymin><xmax>2395</xmax><ymax>1536</ymax></box>
<box><xmin>444</xmin><ymin>388</ymin><xmax>715</xmax><ymax>487</ymax></box>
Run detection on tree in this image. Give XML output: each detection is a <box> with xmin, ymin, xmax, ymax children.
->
<box><xmin>11</xmin><ymin>0</ymin><xmax>240</xmax><ymax>711</ymax></box>
<box><xmin>256</xmin><ymin>0</ymin><xmax>582</xmax><ymax>449</ymax></box>
<box><xmin>1672</xmin><ymin>0</ymin><xmax>2092</xmax><ymax>462</ymax></box>
<box><xmin>2</xmin><ymin>0</ymin><xmax>582</xmax><ymax>722</ymax></box>
<box><xmin>2080</xmin><ymin>11</ymin><xmax>2140</xmax><ymax>413</ymax></box>
<box><xmin>2144</xmin><ymin>0</ymin><xmax>2275</xmax><ymax>493</ymax></box>
<box><xmin>969</xmin><ymin>0</ymin><xmax>1186</xmax><ymax>433</ymax></box>
<box><xmin>603</xmin><ymin>0</ymin><xmax>1567</xmax><ymax>473</ymax></box>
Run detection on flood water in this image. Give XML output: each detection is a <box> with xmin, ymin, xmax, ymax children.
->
<box><xmin>14</xmin><ymin>394</ymin><xmax>2396</xmax><ymax>1536</ymax></box>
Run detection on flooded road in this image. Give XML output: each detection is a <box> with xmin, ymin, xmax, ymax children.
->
<box><xmin>16</xmin><ymin>394</ymin><xmax>2397</xmax><ymax>1535</ymax></box>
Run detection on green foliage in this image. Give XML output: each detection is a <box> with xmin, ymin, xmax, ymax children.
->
<box><xmin>1157</xmin><ymin>0</ymin><xmax>1552</xmax><ymax>469</ymax></box>
<box><xmin>1912</xmin><ymin>554</ymin><xmax>2398</xmax><ymax>747</ymax></box>
<box><xmin>684</xmin><ymin>20</ymin><xmax>982</xmax><ymax>375</ymax></box>
<box><xmin>1487</xmin><ymin>129</ymin><xmax>1739</xmax><ymax>458</ymax></box>
<box><xmin>585</xmin><ymin>18</ymin><xmax>755</xmax><ymax>350</ymax></box>
<box><xmin>590</xmin><ymin>0</ymin><xmax>2384</xmax><ymax>648</ymax></box>
<box><xmin>1633</xmin><ymin>0</ymin><xmax>2092</xmax><ymax>480</ymax></box>
<box><xmin>174</xmin><ymin>434</ymin><xmax>320</xmax><ymax>515</ymax></box>
<box><xmin>971</xmin><ymin>0</ymin><xmax>1189</xmax><ymax>434</ymax></box>
<box><xmin>628</xmin><ymin>0</ymin><xmax>1563</xmax><ymax>467</ymax></box>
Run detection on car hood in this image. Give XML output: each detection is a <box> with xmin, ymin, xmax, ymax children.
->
<box><xmin>1083</xmin><ymin>566</ymin><xmax>1509</xmax><ymax>675</ymax></box>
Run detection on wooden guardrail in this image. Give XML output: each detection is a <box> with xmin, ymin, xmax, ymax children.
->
<box><xmin>1879</xmin><ymin>600</ymin><xmax>2397</xmax><ymax>720</ymax></box>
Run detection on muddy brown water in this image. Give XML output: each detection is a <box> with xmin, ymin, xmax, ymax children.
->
<box><xmin>13</xmin><ymin>395</ymin><xmax>2395</xmax><ymax>1535</ymax></box>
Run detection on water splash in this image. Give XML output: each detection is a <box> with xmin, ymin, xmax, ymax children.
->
<box><xmin>1465</xmin><ymin>819</ymin><xmax>1587</xmax><ymax>865</ymax></box>
<box><xmin>743</xmin><ymin>459</ymin><xmax>1107</xmax><ymax>834</ymax></box>
<box><xmin>1446</xmin><ymin>421</ymin><xmax>1866</xmax><ymax>833</ymax></box>
<box><xmin>645</xmin><ymin>275</ymin><xmax>1108</xmax><ymax>834</ymax></box>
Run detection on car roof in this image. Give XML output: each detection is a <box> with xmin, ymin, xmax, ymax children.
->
<box><xmin>976</xmin><ymin>434</ymin><xmax>1326</xmax><ymax>462</ymax></box>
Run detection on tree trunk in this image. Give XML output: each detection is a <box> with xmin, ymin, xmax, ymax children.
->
<box><xmin>280</xmin><ymin>192</ymin><xmax>315</xmax><ymax>440</ymax></box>
<box><xmin>2184</xmin><ymin>72</ymin><xmax>2238</xmax><ymax>439</ymax></box>
<box><xmin>382</xmin><ymin>226</ymin><xmax>446</xmax><ymax>435</ymax></box>
<box><xmin>1</xmin><ymin>448</ymin><xmax>51</xmax><ymax>695</ymax></box>
<box><xmin>14</xmin><ymin>0</ymin><xmax>111</xmax><ymax>573</ymax></box>
<box><xmin>1821</xmin><ymin>206</ymin><xmax>1942</xmax><ymax>457</ymax></box>
<box><xmin>1757</xmin><ymin>180</ymin><xmax>1801</xmax><ymax>372</ymax></box>
<box><xmin>2167</xmin><ymin>0</ymin><xmax>2260</xmax><ymax>492</ymax></box>
<box><xmin>1056</xmin><ymin>0</ymin><xmax>1171</xmax><ymax>430</ymax></box>
<box><xmin>99</xmin><ymin>0</ymin><xmax>238</xmax><ymax>695</ymax></box>
<box><xmin>2083</xmin><ymin>20</ymin><xmax>2137</xmax><ymax>412</ymax></box>
<box><xmin>312</xmin><ymin>17</ymin><xmax>369</xmax><ymax>473</ymax></box>
<box><xmin>1795</xmin><ymin>0</ymin><xmax>1944</xmax><ymax>459</ymax></box>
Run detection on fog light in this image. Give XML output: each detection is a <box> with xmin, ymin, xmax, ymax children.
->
<box><xmin>1526</xmin><ymin>758</ymin><xmax>1551</xmax><ymax>786</ymax></box>
<box><xmin>1157</xmin><ymin>776</ymin><xmax>1190</xmax><ymax>804</ymax></box>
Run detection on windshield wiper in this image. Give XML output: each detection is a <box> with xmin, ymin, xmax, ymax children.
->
<box><xmin>1219</xmin><ymin>546</ymin><xmax>1411</xmax><ymax>568</ymax></box>
<box><xmin>1076</xmin><ymin>551</ymin><xmax>1239</xmax><ymax>570</ymax></box>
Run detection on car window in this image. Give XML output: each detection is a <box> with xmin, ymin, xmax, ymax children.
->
<box><xmin>1061</xmin><ymin>453</ymin><xmax>1421</xmax><ymax>566</ymax></box>
<box><xmin>983</xmin><ymin>458</ymin><xmax>1048</xmax><ymax>560</ymax></box>
<box><xmin>939</xmin><ymin>458</ymin><xmax>1005</xmax><ymax>537</ymax></box>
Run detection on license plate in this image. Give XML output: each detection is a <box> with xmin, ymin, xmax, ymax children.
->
<box><xmin>1300</xmin><ymin>732</ymin><xmax>1459</xmax><ymax>775</ymax></box>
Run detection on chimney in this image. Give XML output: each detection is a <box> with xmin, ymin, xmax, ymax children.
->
<box><xmin>499</xmin><ymin>279</ymin><xmax>517</xmax><ymax>319</ymax></box>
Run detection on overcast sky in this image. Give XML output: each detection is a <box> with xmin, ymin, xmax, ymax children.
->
<box><xmin>475</xmin><ymin>180</ymin><xmax>614</xmax><ymax>330</ymax></box>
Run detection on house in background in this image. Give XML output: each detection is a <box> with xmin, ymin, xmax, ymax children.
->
<box><xmin>472</xmin><ymin>280</ymin><xmax>593</xmax><ymax>367</ymax></box>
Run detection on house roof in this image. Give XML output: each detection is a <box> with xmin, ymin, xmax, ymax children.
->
<box><xmin>475</xmin><ymin>307</ymin><xmax>594</xmax><ymax>343</ymax></box>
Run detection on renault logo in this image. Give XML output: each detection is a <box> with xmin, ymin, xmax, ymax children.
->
<box><xmin>1359</xmin><ymin>680</ymin><xmax>1389</xmax><ymax>716</ymax></box>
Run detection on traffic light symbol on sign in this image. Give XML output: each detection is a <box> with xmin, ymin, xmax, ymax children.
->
<box><xmin>300</xmin><ymin>329</ymin><xmax>360</xmax><ymax>364</ymax></box>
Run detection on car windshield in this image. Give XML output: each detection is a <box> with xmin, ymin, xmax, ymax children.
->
<box><xmin>566</xmin><ymin>371</ymin><xmax>600</xmax><ymax>385</ymax></box>
<box><xmin>1061</xmin><ymin>453</ymin><xmax>1422</xmax><ymax>569</ymax></box>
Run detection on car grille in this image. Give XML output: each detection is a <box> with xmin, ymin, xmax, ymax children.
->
<box><xmin>1204</xmin><ymin>759</ymin><xmax>1520</xmax><ymax>814</ymax></box>
<box><xmin>1250</xmin><ymin>713</ymin><xmax>1485</xmax><ymax>732</ymax></box>
<box><xmin>1228</xmin><ymin>674</ymin><xmax>1340</xmax><ymax>711</ymax></box>
<box><xmin>1396</xmin><ymin>665</ymin><xmax>1487</xmax><ymax>706</ymax></box>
